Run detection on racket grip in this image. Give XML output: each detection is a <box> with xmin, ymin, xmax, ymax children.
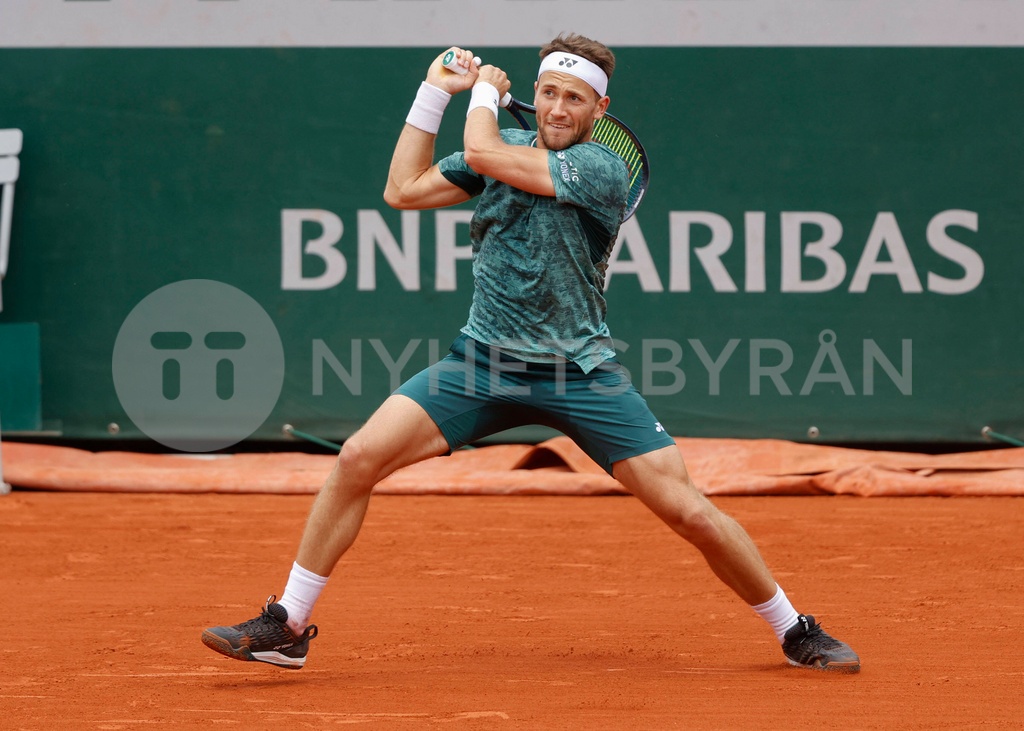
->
<box><xmin>442</xmin><ymin>51</ymin><xmax>481</xmax><ymax>75</ymax></box>
<box><xmin>442</xmin><ymin>52</ymin><xmax>511</xmax><ymax>108</ymax></box>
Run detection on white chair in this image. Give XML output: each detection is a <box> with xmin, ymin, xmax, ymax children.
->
<box><xmin>0</xmin><ymin>129</ymin><xmax>22</xmax><ymax>491</ymax></box>
<box><xmin>0</xmin><ymin>128</ymin><xmax>23</xmax><ymax>313</ymax></box>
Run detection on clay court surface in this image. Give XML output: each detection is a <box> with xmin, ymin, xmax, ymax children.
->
<box><xmin>2</xmin><ymin>489</ymin><xmax>1022</xmax><ymax>730</ymax></box>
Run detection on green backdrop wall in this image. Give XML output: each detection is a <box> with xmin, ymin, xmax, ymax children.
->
<box><xmin>0</xmin><ymin>47</ymin><xmax>1021</xmax><ymax>447</ymax></box>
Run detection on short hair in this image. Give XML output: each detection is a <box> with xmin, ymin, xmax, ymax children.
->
<box><xmin>539</xmin><ymin>33</ymin><xmax>616</xmax><ymax>82</ymax></box>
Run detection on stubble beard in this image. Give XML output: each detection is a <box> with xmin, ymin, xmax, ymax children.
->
<box><xmin>538</xmin><ymin>123</ymin><xmax>592</xmax><ymax>151</ymax></box>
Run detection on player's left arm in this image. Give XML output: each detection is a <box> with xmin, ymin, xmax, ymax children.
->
<box><xmin>464</xmin><ymin>119</ymin><xmax>555</xmax><ymax>196</ymax></box>
<box><xmin>462</xmin><ymin>67</ymin><xmax>556</xmax><ymax>197</ymax></box>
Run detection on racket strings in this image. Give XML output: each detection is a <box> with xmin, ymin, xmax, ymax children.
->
<box><xmin>593</xmin><ymin>118</ymin><xmax>645</xmax><ymax>208</ymax></box>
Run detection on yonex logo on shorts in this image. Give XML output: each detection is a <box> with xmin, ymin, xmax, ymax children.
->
<box><xmin>112</xmin><ymin>279</ymin><xmax>285</xmax><ymax>452</ymax></box>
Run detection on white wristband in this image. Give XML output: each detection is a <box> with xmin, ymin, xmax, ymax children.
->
<box><xmin>405</xmin><ymin>82</ymin><xmax>451</xmax><ymax>134</ymax></box>
<box><xmin>466</xmin><ymin>82</ymin><xmax>500</xmax><ymax>119</ymax></box>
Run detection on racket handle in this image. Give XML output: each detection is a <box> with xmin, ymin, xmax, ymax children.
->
<box><xmin>442</xmin><ymin>51</ymin><xmax>481</xmax><ymax>75</ymax></box>
<box><xmin>441</xmin><ymin>52</ymin><xmax>513</xmax><ymax>108</ymax></box>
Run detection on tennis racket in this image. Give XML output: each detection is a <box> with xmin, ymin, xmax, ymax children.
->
<box><xmin>443</xmin><ymin>52</ymin><xmax>650</xmax><ymax>222</ymax></box>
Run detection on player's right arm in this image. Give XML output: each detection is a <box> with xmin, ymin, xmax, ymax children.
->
<box><xmin>384</xmin><ymin>49</ymin><xmax>478</xmax><ymax>210</ymax></box>
<box><xmin>384</xmin><ymin>127</ymin><xmax>469</xmax><ymax>209</ymax></box>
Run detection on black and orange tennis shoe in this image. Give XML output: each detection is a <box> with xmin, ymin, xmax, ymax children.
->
<box><xmin>202</xmin><ymin>596</ymin><xmax>317</xmax><ymax>669</ymax></box>
<box><xmin>782</xmin><ymin>614</ymin><xmax>860</xmax><ymax>673</ymax></box>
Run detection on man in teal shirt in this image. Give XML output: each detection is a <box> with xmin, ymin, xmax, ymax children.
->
<box><xmin>438</xmin><ymin>125</ymin><xmax>625</xmax><ymax>371</ymax></box>
<box><xmin>203</xmin><ymin>33</ymin><xmax>860</xmax><ymax>674</ymax></box>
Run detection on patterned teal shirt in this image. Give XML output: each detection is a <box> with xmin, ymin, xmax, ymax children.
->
<box><xmin>438</xmin><ymin>128</ymin><xmax>628</xmax><ymax>373</ymax></box>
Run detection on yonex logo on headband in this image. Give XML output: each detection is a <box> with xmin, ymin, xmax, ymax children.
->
<box><xmin>538</xmin><ymin>52</ymin><xmax>608</xmax><ymax>97</ymax></box>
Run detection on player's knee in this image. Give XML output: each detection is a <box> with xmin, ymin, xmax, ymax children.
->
<box><xmin>673</xmin><ymin>502</ymin><xmax>723</xmax><ymax>547</ymax></box>
<box><xmin>332</xmin><ymin>437</ymin><xmax>382</xmax><ymax>489</ymax></box>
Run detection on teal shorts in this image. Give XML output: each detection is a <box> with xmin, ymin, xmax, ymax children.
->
<box><xmin>394</xmin><ymin>334</ymin><xmax>676</xmax><ymax>475</ymax></box>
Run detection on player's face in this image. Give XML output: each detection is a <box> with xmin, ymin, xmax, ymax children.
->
<box><xmin>533</xmin><ymin>72</ymin><xmax>609</xmax><ymax>151</ymax></box>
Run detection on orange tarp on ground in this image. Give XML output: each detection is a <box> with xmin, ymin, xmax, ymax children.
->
<box><xmin>4</xmin><ymin>437</ymin><xmax>1024</xmax><ymax>496</ymax></box>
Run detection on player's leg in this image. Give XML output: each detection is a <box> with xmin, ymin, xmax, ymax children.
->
<box><xmin>202</xmin><ymin>335</ymin><xmax>527</xmax><ymax>669</ymax></box>
<box><xmin>613</xmin><ymin>447</ymin><xmax>859</xmax><ymax>671</ymax></box>
<box><xmin>270</xmin><ymin>339</ymin><xmax>543</xmax><ymax>640</ymax></box>
<box><xmin>201</xmin><ymin>393</ymin><xmax>448</xmax><ymax>669</ymax></box>
<box><xmin>294</xmin><ymin>393</ymin><xmax>449</xmax><ymax>578</ymax></box>
<box><xmin>527</xmin><ymin>359</ymin><xmax>776</xmax><ymax>601</ymax></box>
<box><xmin>534</xmin><ymin>360</ymin><xmax>860</xmax><ymax>671</ymax></box>
<box><xmin>612</xmin><ymin>446</ymin><xmax>777</xmax><ymax>604</ymax></box>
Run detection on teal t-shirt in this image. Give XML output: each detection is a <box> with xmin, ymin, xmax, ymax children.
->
<box><xmin>438</xmin><ymin>128</ymin><xmax>628</xmax><ymax>373</ymax></box>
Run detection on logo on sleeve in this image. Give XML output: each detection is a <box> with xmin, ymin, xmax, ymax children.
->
<box><xmin>555</xmin><ymin>151</ymin><xmax>580</xmax><ymax>183</ymax></box>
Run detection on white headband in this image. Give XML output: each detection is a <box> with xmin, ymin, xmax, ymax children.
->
<box><xmin>537</xmin><ymin>52</ymin><xmax>608</xmax><ymax>98</ymax></box>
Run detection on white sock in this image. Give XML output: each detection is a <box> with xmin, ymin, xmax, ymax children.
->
<box><xmin>276</xmin><ymin>562</ymin><xmax>328</xmax><ymax>634</ymax></box>
<box><xmin>751</xmin><ymin>584</ymin><xmax>800</xmax><ymax>643</ymax></box>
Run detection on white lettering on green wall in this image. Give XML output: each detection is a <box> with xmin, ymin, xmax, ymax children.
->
<box><xmin>282</xmin><ymin>208</ymin><xmax>983</xmax><ymax>295</ymax></box>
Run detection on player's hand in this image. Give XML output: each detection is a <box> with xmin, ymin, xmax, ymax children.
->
<box><xmin>426</xmin><ymin>47</ymin><xmax>479</xmax><ymax>94</ymax></box>
<box><xmin>476</xmin><ymin>65</ymin><xmax>511</xmax><ymax>100</ymax></box>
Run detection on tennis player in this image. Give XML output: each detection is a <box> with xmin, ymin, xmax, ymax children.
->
<box><xmin>202</xmin><ymin>34</ymin><xmax>860</xmax><ymax>673</ymax></box>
